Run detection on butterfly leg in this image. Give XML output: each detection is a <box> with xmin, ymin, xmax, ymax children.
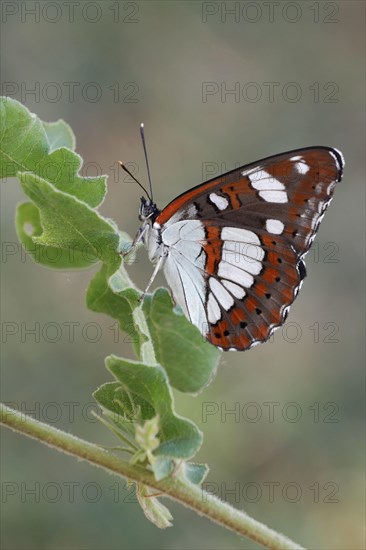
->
<box><xmin>120</xmin><ymin>225</ymin><xmax>148</xmax><ymax>258</ymax></box>
<box><xmin>139</xmin><ymin>253</ymin><xmax>166</xmax><ymax>301</ymax></box>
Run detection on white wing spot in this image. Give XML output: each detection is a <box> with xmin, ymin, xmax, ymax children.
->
<box><xmin>221</xmin><ymin>227</ymin><xmax>260</xmax><ymax>245</ymax></box>
<box><xmin>266</xmin><ymin>219</ymin><xmax>285</xmax><ymax>235</ymax></box>
<box><xmin>209</xmin><ymin>193</ymin><xmax>229</xmax><ymax>211</ymax></box>
<box><xmin>248</xmin><ymin>170</ymin><xmax>288</xmax><ymax>203</ymax></box>
<box><xmin>249</xmin><ymin>170</ymin><xmax>286</xmax><ymax>191</ymax></box>
<box><xmin>223</xmin><ymin>249</ymin><xmax>262</xmax><ymax>275</ymax></box>
<box><xmin>259</xmin><ymin>190</ymin><xmax>288</xmax><ymax>203</ymax></box>
<box><xmin>290</xmin><ymin>155</ymin><xmax>302</xmax><ymax>161</ymax></box>
<box><xmin>207</xmin><ymin>292</ymin><xmax>221</xmax><ymax>324</ymax></box>
<box><xmin>295</xmin><ymin>161</ymin><xmax>310</xmax><ymax>174</ymax></box>
<box><xmin>209</xmin><ymin>277</ymin><xmax>235</xmax><ymax>310</ymax></box>
<box><xmin>222</xmin><ymin>279</ymin><xmax>246</xmax><ymax>299</ymax></box>
<box><xmin>223</xmin><ymin>240</ymin><xmax>265</xmax><ymax>262</ymax></box>
<box><xmin>218</xmin><ymin>261</ymin><xmax>254</xmax><ymax>288</ymax></box>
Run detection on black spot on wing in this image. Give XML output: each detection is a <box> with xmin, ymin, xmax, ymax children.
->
<box><xmin>298</xmin><ymin>260</ymin><xmax>307</xmax><ymax>280</ymax></box>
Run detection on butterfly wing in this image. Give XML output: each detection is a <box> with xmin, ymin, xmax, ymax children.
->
<box><xmin>156</xmin><ymin>147</ymin><xmax>344</xmax><ymax>351</ymax></box>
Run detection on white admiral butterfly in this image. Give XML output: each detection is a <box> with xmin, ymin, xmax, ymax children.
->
<box><xmin>121</xmin><ymin>126</ymin><xmax>344</xmax><ymax>351</ymax></box>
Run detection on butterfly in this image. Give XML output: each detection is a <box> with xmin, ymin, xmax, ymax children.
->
<box><xmin>122</xmin><ymin>136</ymin><xmax>344</xmax><ymax>352</ymax></box>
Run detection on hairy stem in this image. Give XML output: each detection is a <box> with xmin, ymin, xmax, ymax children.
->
<box><xmin>1</xmin><ymin>404</ymin><xmax>305</xmax><ymax>550</ymax></box>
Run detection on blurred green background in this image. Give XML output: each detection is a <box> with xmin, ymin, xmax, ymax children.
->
<box><xmin>1</xmin><ymin>1</ymin><xmax>364</xmax><ymax>549</ymax></box>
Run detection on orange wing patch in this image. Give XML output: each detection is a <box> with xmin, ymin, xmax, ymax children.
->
<box><xmin>202</xmin><ymin>226</ymin><xmax>222</xmax><ymax>275</ymax></box>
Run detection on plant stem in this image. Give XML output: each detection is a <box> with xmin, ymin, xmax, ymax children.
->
<box><xmin>1</xmin><ymin>404</ymin><xmax>305</xmax><ymax>550</ymax></box>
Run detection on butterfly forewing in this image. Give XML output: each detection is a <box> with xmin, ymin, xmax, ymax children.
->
<box><xmin>155</xmin><ymin>147</ymin><xmax>343</xmax><ymax>351</ymax></box>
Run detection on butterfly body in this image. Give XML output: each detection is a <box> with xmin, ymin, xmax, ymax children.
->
<box><xmin>134</xmin><ymin>146</ymin><xmax>344</xmax><ymax>351</ymax></box>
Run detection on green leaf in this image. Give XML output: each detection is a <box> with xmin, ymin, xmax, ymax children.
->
<box><xmin>87</xmin><ymin>265</ymin><xmax>143</xmax><ymax>354</ymax></box>
<box><xmin>18</xmin><ymin>172</ymin><xmax>120</xmax><ymax>272</ymax></box>
<box><xmin>105</xmin><ymin>356</ymin><xmax>203</xmax><ymax>463</ymax></box>
<box><xmin>15</xmin><ymin>202</ymin><xmax>100</xmax><ymax>269</ymax></box>
<box><xmin>36</xmin><ymin>147</ymin><xmax>106</xmax><ymax>208</ymax></box>
<box><xmin>42</xmin><ymin>120</ymin><xmax>76</xmax><ymax>152</ymax></box>
<box><xmin>181</xmin><ymin>462</ymin><xmax>209</xmax><ymax>485</ymax></box>
<box><xmin>143</xmin><ymin>289</ymin><xmax>220</xmax><ymax>394</ymax></box>
<box><xmin>151</xmin><ymin>456</ymin><xmax>174</xmax><ymax>480</ymax></box>
<box><xmin>0</xmin><ymin>97</ymin><xmax>49</xmax><ymax>178</ymax></box>
<box><xmin>0</xmin><ymin>97</ymin><xmax>105</xmax><ymax>207</ymax></box>
<box><xmin>93</xmin><ymin>382</ymin><xmax>152</xmax><ymax>424</ymax></box>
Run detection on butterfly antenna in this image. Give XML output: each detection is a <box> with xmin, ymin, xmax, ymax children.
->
<box><xmin>140</xmin><ymin>123</ymin><xmax>154</xmax><ymax>201</ymax></box>
<box><xmin>118</xmin><ymin>161</ymin><xmax>151</xmax><ymax>199</ymax></box>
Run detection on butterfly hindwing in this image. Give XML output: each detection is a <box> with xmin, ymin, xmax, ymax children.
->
<box><xmin>199</xmin><ymin>220</ymin><xmax>304</xmax><ymax>350</ymax></box>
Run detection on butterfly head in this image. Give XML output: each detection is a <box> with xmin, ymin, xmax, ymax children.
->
<box><xmin>139</xmin><ymin>196</ymin><xmax>160</xmax><ymax>223</ymax></box>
